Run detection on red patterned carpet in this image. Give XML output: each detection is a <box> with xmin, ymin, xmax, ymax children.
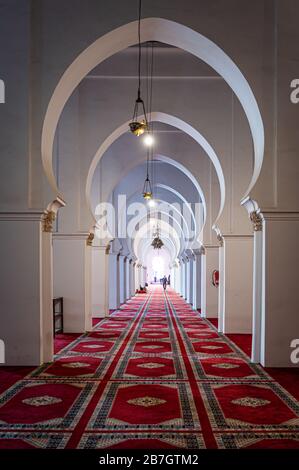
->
<box><xmin>0</xmin><ymin>286</ymin><xmax>299</xmax><ymax>449</ymax></box>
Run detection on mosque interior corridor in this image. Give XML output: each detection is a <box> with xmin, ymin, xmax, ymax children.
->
<box><xmin>1</xmin><ymin>0</ymin><xmax>299</xmax><ymax>459</ymax></box>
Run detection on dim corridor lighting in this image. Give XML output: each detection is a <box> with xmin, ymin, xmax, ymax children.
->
<box><xmin>143</xmin><ymin>134</ymin><xmax>154</xmax><ymax>146</ymax></box>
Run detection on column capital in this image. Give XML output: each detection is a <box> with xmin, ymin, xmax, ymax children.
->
<box><xmin>250</xmin><ymin>211</ymin><xmax>263</xmax><ymax>231</ymax></box>
<box><xmin>42</xmin><ymin>210</ymin><xmax>56</xmax><ymax>233</ymax></box>
<box><xmin>86</xmin><ymin>232</ymin><xmax>94</xmax><ymax>246</ymax></box>
<box><xmin>217</xmin><ymin>233</ymin><xmax>224</xmax><ymax>247</ymax></box>
<box><xmin>193</xmin><ymin>246</ymin><xmax>205</xmax><ymax>256</ymax></box>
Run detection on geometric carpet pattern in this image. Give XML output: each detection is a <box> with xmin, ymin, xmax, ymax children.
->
<box><xmin>0</xmin><ymin>287</ymin><xmax>299</xmax><ymax>449</ymax></box>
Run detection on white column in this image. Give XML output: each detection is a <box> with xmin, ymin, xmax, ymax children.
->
<box><xmin>91</xmin><ymin>244</ymin><xmax>109</xmax><ymax>318</ymax></box>
<box><xmin>142</xmin><ymin>266</ymin><xmax>147</xmax><ymax>287</ymax></box>
<box><xmin>0</xmin><ymin>212</ymin><xmax>54</xmax><ymax>366</ymax></box>
<box><xmin>125</xmin><ymin>257</ymin><xmax>131</xmax><ymax>300</ymax></box>
<box><xmin>186</xmin><ymin>259</ymin><xmax>192</xmax><ymax>304</ymax></box>
<box><xmin>53</xmin><ymin>233</ymin><xmax>92</xmax><ymax>333</ymax></box>
<box><xmin>181</xmin><ymin>260</ymin><xmax>186</xmax><ymax>298</ymax></box>
<box><xmin>184</xmin><ymin>261</ymin><xmax>188</xmax><ymax>300</ymax></box>
<box><xmin>192</xmin><ymin>250</ymin><xmax>202</xmax><ymax>310</ymax></box>
<box><xmin>175</xmin><ymin>264</ymin><xmax>181</xmax><ymax>294</ymax></box>
<box><xmin>130</xmin><ymin>260</ymin><xmax>135</xmax><ymax>297</ymax></box>
<box><xmin>259</xmin><ymin>212</ymin><xmax>299</xmax><ymax>367</ymax></box>
<box><xmin>108</xmin><ymin>252</ymin><xmax>120</xmax><ymax>311</ymax></box>
<box><xmin>201</xmin><ymin>245</ymin><xmax>219</xmax><ymax>318</ymax></box>
<box><xmin>119</xmin><ymin>255</ymin><xmax>125</xmax><ymax>304</ymax></box>
<box><xmin>134</xmin><ymin>263</ymin><xmax>139</xmax><ymax>291</ymax></box>
<box><xmin>251</xmin><ymin>227</ymin><xmax>263</xmax><ymax>362</ymax></box>
<box><xmin>220</xmin><ymin>235</ymin><xmax>253</xmax><ymax>334</ymax></box>
<box><xmin>135</xmin><ymin>263</ymin><xmax>141</xmax><ymax>290</ymax></box>
<box><xmin>218</xmin><ymin>243</ymin><xmax>225</xmax><ymax>332</ymax></box>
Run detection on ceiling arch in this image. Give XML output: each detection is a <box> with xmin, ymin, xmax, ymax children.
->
<box><xmin>42</xmin><ymin>17</ymin><xmax>264</xmax><ymax>216</ymax></box>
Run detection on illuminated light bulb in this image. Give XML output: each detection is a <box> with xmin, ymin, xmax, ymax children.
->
<box><xmin>148</xmin><ymin>199</ymin><xmax>156</xmax><ymax>208</ymax></box>
<box><xmin>143</xmin><ymin>134</ymin><xmax>154</xmax><ymax>146</ymax></box>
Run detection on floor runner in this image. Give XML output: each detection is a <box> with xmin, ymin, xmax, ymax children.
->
<box><xmin>0</xmin><ymin>287</ymin><xmax>298</xmax><ymax>449</ymax></box>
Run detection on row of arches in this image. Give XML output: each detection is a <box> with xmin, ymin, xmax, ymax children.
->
<box><xmin>3</xmin><ymin>10</ymin><xmax>297</xmax><ymax>370</ymax></box>
<box><xmin>44</xmin><ymin>19</ymin><xmax>265</xmax><ymax>367</ymax></box>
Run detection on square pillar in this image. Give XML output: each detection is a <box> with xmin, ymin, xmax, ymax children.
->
<box><xmin>119</xmin><ymin>255</ymin><xmax>125</xmax><ymax>304</ymax></box>
<box><xmin>125</xmin><ymin>257</ymin><xmax>131</xmax><ymax>300</ymax></box>
<box><xmin>201</xmin><ymin>245</ymin><xmax>219</xmax><ymax>318</ymax></box>
<box><xmin>192</xmin><ymin>250</ymin><xmax>202</xmax><ymax>310</ymax></box>
<box><xmin>260</xmin><ymin>212</ymin><xmax>299</xmax><ymax>367</ymax></box>
<box><xmin>180</xmin><ymin>260</ymin><xmax>186</xmax><ymax>298</ymax></box>
<box><xmin>53</xmin><ymin>233</ymin><xmax>92</xmax><ymax>333</ymax></box>
<box><xmin>91</xmin><ymin>244</ymin><xmax>109</xmax><ymax>318</ymax></box>
<box><xmin>130</xmin><ymin>260</ymin><xmax>135</xmax><ymax>297</ymax></box>
<box><xmin>186</xmin><ymin>259</ymin><xmax>193</xmax><ymax>304</ymax></box>
<box><xmin>108</xmin><ymin>253</ymin><xmax>120</xmax><ymax>311</ymax></box>
<box><xmin>0</xmin><ymin>212</ymin><xmax>54</xmax><ymax>365</ymax></box>
<box><xmin>220</xmin><ymin>235</ymin><xmax>253</xmax><ymax>334</ymax></box>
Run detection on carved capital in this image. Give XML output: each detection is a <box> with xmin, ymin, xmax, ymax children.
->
<box><xmin>199</xmin><ymin>246</ymin><xmax>205</xmax><ymax>255</ymax></box>
<box><xmin>42</xmin><ymin>211</ymin><xmax>56</xmax><ymax>233</ymax></box>
<box><xmin>250</xmin><ymin>211</ymin><xmax>263</xmax><ymax>232</ymax></box>
<box><xmin>217</xmin><ymin>234</ymin><xmax>224</xmax><ymax>247</ymax></box>
<box><xmin>86</xmin><ymin>232</ymin><xmax>94</xmax><ymax>246</ymax></box>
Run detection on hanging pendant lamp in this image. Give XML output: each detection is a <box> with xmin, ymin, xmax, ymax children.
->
<box><xmin>151</xmin><ymin>224</ymin><xmax>164</xmax><ymax>250</ymax></box>
<box><xmin>142</xmin><ymin>42</ymin><xmax>155</xmax><ymax>201</ymax></box>
<box><xmin>129</xmin><ymin>0</ymin><xmax>148</xmax><ymax>137</ymax></box>
<box><xmin>143</xmin><ymin>150</ymin><xmax>153</xmax><ymax>200</ymax></box>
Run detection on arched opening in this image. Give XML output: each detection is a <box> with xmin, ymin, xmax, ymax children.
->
<box><xmin>42</xmin><ymin>17</ymin><xmax>264</xmax><ymax>209</ymax></box>
<box><xmin>45</xmin><ymin>18</ymin><xmax>263</xmax><ymax>369</ymax></box>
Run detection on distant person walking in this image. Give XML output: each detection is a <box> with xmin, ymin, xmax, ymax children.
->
<box><xmin>162</xmin><ymin>275</ymin><xmax>168</xmax><ymax>291</ymax></box>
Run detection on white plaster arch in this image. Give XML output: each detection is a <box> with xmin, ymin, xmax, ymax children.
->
<box><xmin>116</xmin><ymin>187</ymin><xmax>197</xmax><ymax>242</ymax></box>
<box><xmin>126</xmin><ymin>207</ymin><xmax>186</xmax><ymax>259</ymax></box>
<box><xmin>87</xmin><ymin>112</ymin><xmax>218</xmax><ymax>222</ymax></box>
<box><xmin>136</xmin><ymin>237</ymin><xmax>175</xmax><ymax>266</ymax></box>
<box><xmin>100</xmin><ymin>155</ymin><xmax>203</xmax><ymax>238</ymax></box>
<box><xmin>41</xmin><ymin>17</ymin><xmax>264</xmax><ymax>212</ymax></box>
<box><xmin>155</xmin><ymin>183</ymin><xmax>197</xmax><ymax>231</ymax></box>
<box><xmin>133</xmin><ymin>218</ymin><xmax>180</xmax><ymax>262</ymax></box>
<box><xmin>136</xmin><ymin>235</ymin><xmax>177</xmax><ymax>265</ymax></box>
<box><xmin>135</xmin><ymin>208</ymin><xmax>187</xmax><ymax>246</ymax></box>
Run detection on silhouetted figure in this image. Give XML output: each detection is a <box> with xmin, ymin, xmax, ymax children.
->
<box><xmin>162</xmin><ymin>275</ymin><xmax>167</xmax><ymax>290</ymax></box>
